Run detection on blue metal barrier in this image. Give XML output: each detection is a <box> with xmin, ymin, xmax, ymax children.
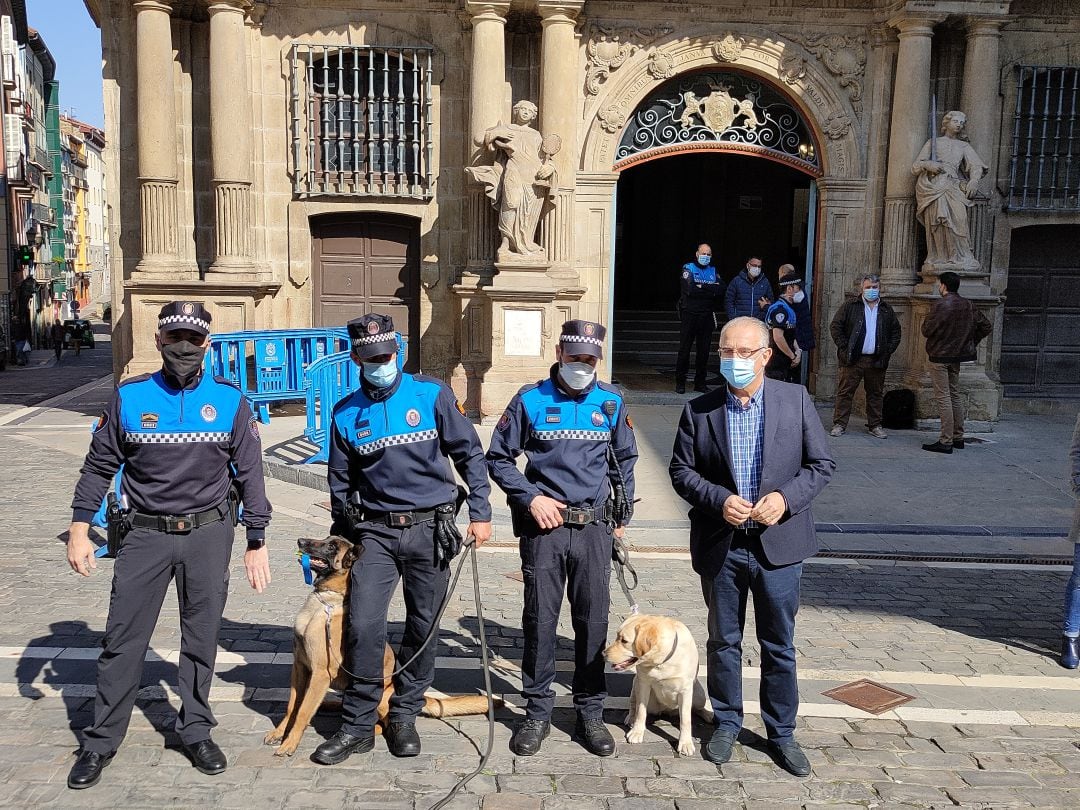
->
<box><xmin>302</xmin><ymin>333</ymin><xmax>406</xmax><ymax>463</ymax></box>
<box><xmin>206</xmin><ymin>329</ymin><xmax>350</xmax><ymax>423</ymax></box>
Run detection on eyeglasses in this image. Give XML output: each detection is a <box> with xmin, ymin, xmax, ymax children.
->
<box><xmin>719</xmin><ymin>347</ymin><xmax>767</xmax><ymax>360</ymax></box>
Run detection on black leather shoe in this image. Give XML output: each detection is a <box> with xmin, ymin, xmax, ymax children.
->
<box><xmin>1061</xmin><ymin>636</ymin><xmax>1080</xmax><ymax>670</ymax></box>
<box><xmin>574</xmin><ymin>717</ymin><xmax>615</xmax><ymax>757</ymax></box>
<box><xmin>67</xmin><ymin>749</ymin><xmax>113</xmax><ymax>789</ymax></box>
<box><xmin>953</xmin><ymin>439</ymin><xmax>965</xmax><ymax>449</ymax></box>
<box><xmin>311</xmin><ymin>730</ymin><xmax>375</xmax><ymax>765</ymax></box>
<box><xmin>768</xmin><ymin>739</ymin><xmax>812</xmax><ymax>776</ymax></box>
<box><xmin>182</xmin><ymin>738</ymin><xmax>227</xmax><ymax>775</ymax></box>
<box><xmin>384</xmin><ymin>720</ymin><xmax>421</xmax><ymax>757</ymax></box>
<box><xmin>509</xmin><ymin>718</ymin><xmax>550</xmax><ymax>756</ymax></box>
<box><xmin>675</xmin><ymin>380</ymin><xmax>686</xmax><ymax>395</ymax></box>
<box><xmin>921</xmin><ymin>441</ymin><xmax>953</xmax><ymax>454</ymax></box>
<box><xmin>702</xmin><ymin>728</ymin><xmax>737</xmax><ymax>764</ymax></box>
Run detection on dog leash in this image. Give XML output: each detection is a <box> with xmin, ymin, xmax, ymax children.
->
<box><xmin>612</xmin><ymin>534</ymin><xmax>639</xmax><ymax>614</ymax></box>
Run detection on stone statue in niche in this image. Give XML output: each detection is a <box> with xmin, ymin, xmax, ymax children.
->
<box><xmin>466</xmin><ymin>101</ymin><xmax>561</xmax><ymax>262</ymax></box>
<box><xmin>911</xmin><ymin>110</ymin><xmax>988</xmax><ymax>272</ymax></box>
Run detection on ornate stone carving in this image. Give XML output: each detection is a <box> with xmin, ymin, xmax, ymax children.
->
<box><xmin>597</xmin><ymin>105</ymin><xmax>627</xmax><ymax>134</ymax></box>
<box><xmin>823</xmin><ymin>111</ymin><xmax>851</xmax><ymax>140</ymax></box>
<box><xmin>712</xmin><ymin>32</ymin><xmax>745</xmax><ymax>62</ymax></box>
<box><xmin>911</xmin><ymin>111</ymin><xmax>988</xmax><ymax>272</ymax></box>
<box><xmin>646</xmin><ymin>48</ymin><xmax>676</xmax><ymax>80</ymax></box>
<box><xmin>679</xmin><ymin>84</ymin><xmax>763</xmax><ymax>132</ymax></box>
<box><xmin>788</xmin><ymin>33</ymin><xmax>866</xmax><ymax>113</ymax></box>
<box><xmin>466</xmin><ymin>101</ymin><xmax>560</xmax><ymax>262</ymax></box>
<box><xmin>584</xmin><ymin>23</ymin><xmax>673</xmax><ymax>96</ymax></box>
<box><xmin>778</xmin><ymin>52</ymin><xmax>807</xmax><ymax>85</ymax></box>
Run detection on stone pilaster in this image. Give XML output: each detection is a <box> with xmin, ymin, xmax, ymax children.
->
<box><xmin>880</xmin><ymin>14</ymin><xmax>939</xmax><ymax>288</ymax></box>
<box><xmin>133</xmin><ymin>0</ymin><xmax>195</xmax><ymax>278</ymax></box>
<box><xmin>207</xmin><ymin>0</ymin><xmax>256</xmax><ymax>274</ymax></box>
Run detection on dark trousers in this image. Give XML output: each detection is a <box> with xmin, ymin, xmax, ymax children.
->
<box><xmin>340</xmin><ymin>521</ymin><xmax>449</xmax><ymax>735</ymax></box>
<box><xmin>519</xmin><ymin>521</ymin><xmax>613</xmax><ymax>721</ymax></box>
<box><xmin>82</xmin><ymin>520</ymin><xmax>234</xmax><ymax>753</ymax></box>
<box><xmin>700</xmin><ymin>532</ymin><xmax>802</xmax><ymax>742</ymax></box>
<box><xmin>765</xmin><ymin>354</ymin><xmax>795</xmax><ymax>383</ymax></box>
<box><xmin>676</xmin><ymin>311</ymin><xmax>716</xmax><ymax>386</ymax></box>
<box><xmin>832</xmin><ymin>355</ymin><xmax>886</xmax><ymax>429</ymax></box>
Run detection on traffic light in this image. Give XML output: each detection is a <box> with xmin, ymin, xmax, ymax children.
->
<box><xmin>15</xmin><ymin>245</ymin><xmax>33</xmax><ymax>266</ymax></box>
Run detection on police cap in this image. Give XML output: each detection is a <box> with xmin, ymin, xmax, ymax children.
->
<box><xmin>559</xmin><ymin>319</ymin><xmax>605</xmax><ymax>359</ymax></box>
<box><xmin>348</xmin><ymin>313</ymin><xmax>398</xmax><ymax>360</ymax></box>
<box><xmin>157</xmin><ymin>301</ymin><xmax>211</xmax><ymax>336</ymax></box>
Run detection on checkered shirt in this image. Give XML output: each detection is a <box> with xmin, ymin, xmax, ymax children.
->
<box><xmin>725</xmin><ymin>384</ymin><xmax>765</xmax><ymax>530</ymax></box>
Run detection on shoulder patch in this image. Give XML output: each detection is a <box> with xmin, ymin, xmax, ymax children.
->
<box><xmin>92</xmin><ymin>411</ymin><xmax>109</xmax><ymax>433</ymax></box>
<box><xmin>774</xmin><ymin>311</ymin><xmax>786</xmax><ymax>323</ymax></box>
<box><xmin>682</xmin><ymin>270</ymin><xmax>690</xmax><ymax>279</ymax></box>
<box><xmin>496</xmin><ymin>411</ymin><xmax>511</xmax><ymax>432</ymax></box>
<box><xmin>455</xmin><ymin>399</ymin><xmax>467</xmax><ymax>416</ymax></box>
<box><xmin>249</xmin><ymin>417</ymin><xmax>260</xmax><ymax>441</ymax></box>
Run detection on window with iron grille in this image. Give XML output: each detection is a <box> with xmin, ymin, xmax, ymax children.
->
<box><xmin>289</xmin><ymin>44</ymin><xmax>434</xmax><ymax>198</ymax></box>
<box><xmin>1007</xmin><ymin>66</ymin><xmax>1080</xmax><ymax>211</ymax></box>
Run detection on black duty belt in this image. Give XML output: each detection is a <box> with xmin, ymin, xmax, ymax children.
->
<box><xmin>560</xmin><ymin>503</ymin><xmax>612</xmax><ymax>527</ymax></box>
<box><xmin>128</xmin><ymin>502</ymin><xmax>229</xmax><ymax>534</ymax></box>
<box><xmin>362</xmin><ymin>509</ymin><xmax>438</xmax><ymax>528</ymax></box>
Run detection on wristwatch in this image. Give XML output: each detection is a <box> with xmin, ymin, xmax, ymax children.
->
<box><xmin>246</xmin><ymin>538</ymin><xmax>266</xmax><ymax>551</ymax></box>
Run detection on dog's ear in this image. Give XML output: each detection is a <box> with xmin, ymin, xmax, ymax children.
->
<box><xmin>341</xmin><ymin>543</ymin><xmax>363</xmax><ymax>569</ymax></box>
<box><xmin>632</xmin><ymin>620</ymin><xmax>660</xmax><ymax>658</ymax></box>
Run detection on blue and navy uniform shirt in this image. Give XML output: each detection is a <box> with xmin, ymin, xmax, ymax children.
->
<box><xmin>71</xmin><ymin>371</ymin><xmax>272</xmax><ymax>541</ymax></box>
<box><xmin>679</xmin><ymin>262</ymin><xmax>726</xmax><ymax>314</ymax></box>
<box><xmin>327</xmin><ymin>372</ymin><xmax>492</xmax><ymax>535</ymax></box>
<box><xmin>486</xmin><ymin>366</ymin><xmax>638</xmax><ymax>523</ymax></box>
<box><xmin>766</xmin><ymin>299</ymin><xmax>798</xmax><ymax>351</ymax></box>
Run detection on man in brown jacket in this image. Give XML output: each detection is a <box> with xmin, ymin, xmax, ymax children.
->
<box><xmin>920</xmin><ymin>271</ymin><xmax>992</xmax><ymax>454</ymax></box>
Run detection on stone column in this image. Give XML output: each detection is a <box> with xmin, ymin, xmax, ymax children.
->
<box><xmin>959</xmin><ymin>17</ymin><xmax>1004</xmax><ymax>275</ymax></box>
<box><xmin>879</xmin><ymin>14</ymin><xmax>938</xmax><ymax>287</ymax></box>
<box><xmin>207</xmin><ymin>0</ymin><xmax>255</xmax><ymax>273</ymax></box>
<box><xmin>466</xmin><ymin>2</ymin><xmax>510</xmax><ymax>159</ymax></box>
<box><xmin>133</xmin><ymin>0</ymin><xmax>192</xmax><ymax>276</ymax></box>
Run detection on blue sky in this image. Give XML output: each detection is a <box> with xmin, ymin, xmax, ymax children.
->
<box><xmin>27</xmin><ymin>0</ymin><xmax>104</xmax><ymax>128</ymax></box>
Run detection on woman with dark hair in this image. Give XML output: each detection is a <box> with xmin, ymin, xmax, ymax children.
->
<box><xmin>1061</xmin><ymin>413</ymin><xmax>1080</xmax><ymax>669</ymax></box>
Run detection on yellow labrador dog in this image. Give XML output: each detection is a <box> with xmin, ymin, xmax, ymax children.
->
<box><xmin>603</xmin><ymin>614</ymin><xmax>713</xmax><ymax>756</ymax></box>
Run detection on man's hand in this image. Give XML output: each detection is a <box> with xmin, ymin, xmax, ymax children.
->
<box><xmin>529</xmin><ymin>495</ymin><xmax>566</xmax><ymax>530</ymax></box>
<box><xmin>791</xmin><ymin>352</ymin><xmax>801</xmax><ymax>368</ymax></box>
<box><xmin>722</xmin><ymin>495</ymin><xmax>754</xmax><ymax>527</ymax></box>
<box><xmin>750</xmin><ymin>492</ymin><xmax>788</xmax><ymax>526</ymax></box>
<box><xmin>468</xmin><ymin>521</ymin><xmax>492</xmax><ymax>547</ymax></box>
<box><xmin>613</xmin><ymin>525</ymin><xmax>626</xmax><ymax>540</ymax></box>
<box><xmin>244</xmin><ymin>546</ymin><xmax>271</xmax><ymax>593</ymax></box>
<box><xmin>67</xmin><ymin>522</ymin><xmax>97</xmax><ymax>577</ymax></box>
<box><xmin>757</xmin><ymin>296</ymin><xmax>770</xmax><ymax>310</ymax></box>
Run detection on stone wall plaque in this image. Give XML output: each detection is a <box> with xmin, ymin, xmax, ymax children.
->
<box><xmin>503</xmin><ymin>309</ymin><xmax>543</xmax><ymax>356</ymax></box>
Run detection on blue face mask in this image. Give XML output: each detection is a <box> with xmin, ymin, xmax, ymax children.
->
<box><xmin>720</xmin><ymin>356</ymin><xmax>759</xmax><ymax>389</ymax></box>
<box><xmin>863</xmin><ymin>287</ymin><xmax>880</xmax><ymax>302</ymax></box>
<box><xmin>697</xmin><ymin>255</ymin><xmax>711</xmax><ymax>267</ymax></box>
<box><xmin>362</xmin><ymin>359</ymin><xmax>398</xmax><ymax>388</ymax></box>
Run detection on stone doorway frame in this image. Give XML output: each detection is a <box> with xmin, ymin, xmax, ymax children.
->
<box><xmin>573</xmin><ymin>27</ymin><xmax>873</xmax><ymax>399</ymax></box>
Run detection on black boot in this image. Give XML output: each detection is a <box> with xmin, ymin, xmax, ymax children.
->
<box><xmin>509</xmin><ymin>718</ymin><xmax>550</xmax><ymax>756</ymax></box>
<box><xmin>1061</xmin><ymin>636</ymin><xmax>1080</xmax><ymax>670</ymax></box>
<box><xmin>574</xmin><ymin>717</ymin><xmax>615</xmax><ymax>757</ymax></box>
<box><xmin>675</xmin><ymin>379</ymin><xmax>686</xmax><ymax>395</ymax></box>
<box><xmin>67</xmin><ymin>750</ymin><xmax>113</xmax><ymax>789</ymax></box>
<box><xmin>384</xmin><ymin>720</ymin><xmax>421</xmax><ymax>757</ymax></box>
<box><xmin>311</xmin><ymin>730</ymin><xmax>375</xmax><ymax>765</ymax></box>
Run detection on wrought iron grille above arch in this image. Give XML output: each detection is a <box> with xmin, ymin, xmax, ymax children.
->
<box><xmin>615</xmin><ymin>70</ymin><xmax>821</xmax><ymax>175</ymax></box>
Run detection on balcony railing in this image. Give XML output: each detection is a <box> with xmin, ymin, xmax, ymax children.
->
<box><xmin>1007</xmin><ymin>65</ymin><xmax>1080</xmax><ymax>211</ymax></box>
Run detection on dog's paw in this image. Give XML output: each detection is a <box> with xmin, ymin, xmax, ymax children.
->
<box><xmin>263</xmin><ymin>730</ymin><xmax>283</xmax><ymax>746</ymax></box>
<box><xmin>625</xmin><ymin>727</ymin><xmax>645</xmax><ymax>745</ymax></box>
<box><xmin>677</xmin><ymin>738</ymin><xmax>696</xmax><ymax>757</ymax></box>
<box><xmin>273</xmin><ymin>741</ymin><xmax>298</xmax><ymax>757</ymax></box>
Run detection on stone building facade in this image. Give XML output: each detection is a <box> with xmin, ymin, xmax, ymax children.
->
<box><xmin>85</xmin><ymin>0</ymin><xmax>1080</xmax><ymax>419</ymax></box>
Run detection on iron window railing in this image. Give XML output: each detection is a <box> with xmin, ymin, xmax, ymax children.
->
<box><xmin>1007</xmin><ymin>66</ymin><xmax>1080</xmax><ymax>211</ymax></box>
<box><xmin>289</xmin><ymin>43</ymin><xmax>434</xmax><ymax>198</ymax></box>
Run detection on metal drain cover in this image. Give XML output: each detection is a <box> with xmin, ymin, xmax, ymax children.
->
<box><xmin>821</xmin><ymin>679</ymin><xmax>915</xmax><ymax>715</ymax></box>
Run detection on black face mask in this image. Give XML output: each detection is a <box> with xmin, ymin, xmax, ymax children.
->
<box><xmin>161</xmin><ymin>340</ymin><xmax>206</xmax><ymax>387</ymax></box>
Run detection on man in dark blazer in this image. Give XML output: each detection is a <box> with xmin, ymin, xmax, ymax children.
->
<box><xmin>669</xmin><ymin>316</ymin><xmax>834</xmax><ymax>776</ymax></box>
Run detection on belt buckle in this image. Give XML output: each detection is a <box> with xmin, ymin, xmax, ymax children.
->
<box><xmin>565</xmin><ymin>507</ymin><xmax>589</xmax><ymax>525</ymax></box>
<box><xmin>388</xmin><ymin>512</ymin><xmax>414</xmax><ymax>528</ymax></box>
<box><xmin>164</xmin><ymin>514</ymin><xmax>194</xmax><ymax>533</ymax></box>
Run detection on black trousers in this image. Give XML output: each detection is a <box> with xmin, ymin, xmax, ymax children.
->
<box><xmin>340</xmin><ymin>521</ymin><xmax>449</xmax><ymax>735</ymax></box>
<box><xmin>82</xmin><ymin>520</ymin><xmax>234</xmax><ymax>753</ymax></box>
<box><xmin>519</xmin><ymin>521</ymin><xmax>613</xmax><ymax>721</ymax></box>
<box><xmin>676</xmin><ymin>311</ymin><xmax>716</xmax><ymax>386</ymax></box>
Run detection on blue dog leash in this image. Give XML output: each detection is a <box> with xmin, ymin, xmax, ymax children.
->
<box><xmin>297</xmin><ymin>551</ymin><xmax>314</xmax><ymax>585</ymax></box>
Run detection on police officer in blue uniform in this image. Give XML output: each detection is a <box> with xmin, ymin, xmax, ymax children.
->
<box><xmin>313</xmin><ymin>313</ymin><xmax>492</xmax><ymax>765</ymax></box>
<box><xmin>66</xmin><ymin>301</ymin><xmax>272</xmax><ymax>789</ymax></box>
<box><xmin>765</xmin><ymin>278</ymin><xmax>802</xmax><ymax>382</ymax></box>
<box><xmin>676</xmin><ymin>243</ymin><xmax>727</xmax><ymax>394</ymax></box>
<box><xmin>487</xmin><ymin>320</ymin><xmax>638</xmax><ymax>758</ymax></box>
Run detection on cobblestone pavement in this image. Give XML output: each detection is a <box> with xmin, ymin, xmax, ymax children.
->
<box><xmin>3</xmin><ymin>383</ymin><xmax>1080</xmax><ymax>807</ymax></box>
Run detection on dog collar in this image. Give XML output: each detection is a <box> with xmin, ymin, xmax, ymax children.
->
<box><xmin>659</xmin><ymin>634</ymin><xmax>679</xmax><ymax>666</ymax></box>
<box><xmin>298</xmin><ymin>552</ymin><xmax>314</xmax><ymax>585</ymax></box>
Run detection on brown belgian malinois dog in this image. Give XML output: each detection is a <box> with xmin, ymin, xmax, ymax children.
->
<box><xmin>264</xmin><ymin>535</ymin><xmax>495</xmax><ymax>756</ymax></box>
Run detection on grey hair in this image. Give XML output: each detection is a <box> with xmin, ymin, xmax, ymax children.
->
<box><xmin>719</xmin><ymin>316</ymin><xmax>770</xmax><ymax>351</ymax></box>
<box><xmin>860</xmin><ymin>274</ymin><xmax>880</xmax><ymax>285</ymax></box>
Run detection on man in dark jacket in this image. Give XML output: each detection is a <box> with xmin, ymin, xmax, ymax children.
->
<box><xmin>724</xmin><ymin>257</ymin><xmax>773</xmax><ymax>322</ymax></box>
<box><xmin>828</xmin><ymin>275</ymin><xmax>902</xmax><ymax>439</ymax></box>
<box><xmin>920</xmin><ymin>271</ymin><xmax>992</xmax><ymax>454</ymax></box>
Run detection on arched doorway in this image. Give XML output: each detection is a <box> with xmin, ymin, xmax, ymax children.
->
<box><xmin>608</xmin><ymin>69</ymin><xmax>821</xmax><ymax>390</ymax></box>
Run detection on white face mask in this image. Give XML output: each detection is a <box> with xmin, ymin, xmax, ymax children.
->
<box><xmin>792</xmin><ymin>291</ymin><xmax>806</xmax><ymax>304</ymax></box>
<box><xmin>558</xmin><ymin>361</ymin><xmax>596</xmax><ymax>392</ymax></box>
<box><xmin>747</xmin><ymin>265</ymin><xmax>762</xmax><ymax>278</ymax></box>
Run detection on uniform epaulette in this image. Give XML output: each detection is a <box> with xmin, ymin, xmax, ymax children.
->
<box><xmin>412</xmin><ymin>373</ymin><xmax>445</xmax><ymax>388</ymax></box>
<box><xmin>212</xmin><ymin>375</ymin><xmax>243</xmax><ymax>392</ymax></box>
<box><xmin>596</xmin><ymin>380</ymin><xmax>625</xmax><ymax>398</ymax></box>
<box><xmin>117</xmin><ymin>372</ymin><xmax>154</xmax><ymax>389</ymax></box>
<box><xmin>517</xmin><ymin>380</ymin><xmax>543</xmax><ymax>397</ymax></box>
